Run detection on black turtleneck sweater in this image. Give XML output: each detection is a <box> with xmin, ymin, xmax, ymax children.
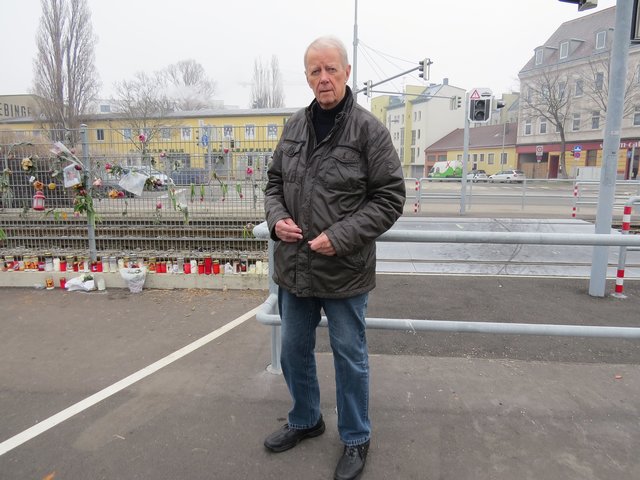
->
<box><xmin>312</xmin><ymin>93</ymin><xmax>348</xmax><ymax>144</ymax></box>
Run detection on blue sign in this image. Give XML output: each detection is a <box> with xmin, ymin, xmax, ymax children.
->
<box><xmin>201</xmin><ymin>134</ymin><xmax>209</xmax><ymax>147</ymax></box>
<box><xmin>573</xmin><ymin>145</ymin><xmax>582</xmax><ymax>153</ymax></box>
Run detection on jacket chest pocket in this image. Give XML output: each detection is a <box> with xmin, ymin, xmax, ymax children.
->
<box><xmin>319</xmin><ymin>146</ymin><xmax>366</xmax><ymax>192</ymax></box>
<box><xmin>280</xmin><ymin>140</ymin><xmax>305</xmax><ymax>184</ymax></box>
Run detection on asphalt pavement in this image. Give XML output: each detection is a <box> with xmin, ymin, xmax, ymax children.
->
<box><xmin>1</xmin><ymin>271</ymin><xmax>639</xmax><ymax>479</ymax></box>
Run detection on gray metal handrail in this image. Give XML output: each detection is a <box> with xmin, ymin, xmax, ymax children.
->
<box><xmin>252</xmin><ymin>221</ymin><xmax>640</xmax><ymax>374</ymax></box>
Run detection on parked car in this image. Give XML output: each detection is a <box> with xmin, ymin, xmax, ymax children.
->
<box><xmin>467</xmin><ymin>169</ymin><xmax>488</xmax><ymax>182</ymax></box>
<box><xmin>489</xmin><ymin>169</ymin><xmax>526</xmax><ymax>183</ymax></box>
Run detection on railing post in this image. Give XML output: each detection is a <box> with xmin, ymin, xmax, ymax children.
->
<box><xmin>253</xmin><ymin>221</ymin><xmax>282</xmax><ymax>374</ymax></box>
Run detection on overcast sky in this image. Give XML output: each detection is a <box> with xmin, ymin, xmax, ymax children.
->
<box><xmin>0</xmin><ymin>0</ymin><xmax>618</xmax><ymax>109</ymax></box>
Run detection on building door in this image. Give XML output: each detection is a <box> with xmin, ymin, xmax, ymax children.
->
<box><xmin>548</xmin><ymin>155</ymin><xmax>559</xmax><ymax>178</ymax></box>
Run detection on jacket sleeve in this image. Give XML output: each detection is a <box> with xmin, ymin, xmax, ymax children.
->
<box><xmin>326</xmin><ymin>121</ymin><xmax>406</xmax><ymax>257</ymax></box>
<box><xmin>264</xmin><ymin>136</ymin><xmax>292</xmax><ymax>242</ymax></box>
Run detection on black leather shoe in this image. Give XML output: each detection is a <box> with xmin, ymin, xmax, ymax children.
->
<box><xmin>264</xmin><ymin>416</ymin><xmax>325</xmax><ymax>452</ymax></box>
<box><xmin>334</xmin><ymin>440</ymin><xmax>370</xmax><ymax>480</ymax></box>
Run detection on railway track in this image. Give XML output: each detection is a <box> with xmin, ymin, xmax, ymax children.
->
<box><xmin>0</xmin><ymin>216</ymin><xmax>268</xmax><ymax>257</ymax></box>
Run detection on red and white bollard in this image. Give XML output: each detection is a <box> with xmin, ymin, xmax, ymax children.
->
<box><xmin>613</xmin><ymin>205</ymin><xmax>633</xmax><ymax>298</ymax></box>
<box><xmin>571</xmin><ymin>184</ymin><xmax>579</xmax><ymax>218</ymax></box>
<box><xmin>413</xmin><ymin>180</ymin><xmax>420</xmax><ymax>213</ymax></box>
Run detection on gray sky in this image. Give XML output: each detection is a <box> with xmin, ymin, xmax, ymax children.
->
<box><xmin>0</xmin><ymin>0</ymin><xmax>618</xmax><ymax>109</ymax></box>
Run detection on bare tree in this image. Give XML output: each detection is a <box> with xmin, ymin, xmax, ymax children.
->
<box><xmin>581</xmin><ymin>57</ymin><xmax>640</xmax><ymax>118</ymax></box>
<box><xmin>32</xmin><ymin>0</ymin><xmax>99</xmax><ymax>143</ymax></box>
<box><xmin>521</xmin><ymin>68</ymin><xmax>574</xmax><ymax>178</ymax></box>
<box><xmin>250</xmin><ymin>56</ymin><xmax>285</xmax><ymax>109</ymax></box>
<box><xmin>163</xmin><ymin>59</ymin><xmax>216</xmax><ymax>111</ymax></box>
<box><xmin>112</xmin><ymin>72</ymin><xmax>175</xmax><ymax>167</ymax></box>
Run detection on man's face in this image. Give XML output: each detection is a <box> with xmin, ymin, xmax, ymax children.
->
<box><xmin>305</xmin><ymin>47</ymin><xmax>351</xmax><ymax>110</ymax></box>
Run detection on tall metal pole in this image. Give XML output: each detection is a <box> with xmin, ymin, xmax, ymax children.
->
<box><xmin>352</xmin><ymin>0</ymin><xmax>358</xmax><ymax>96</ymax></box>
<box><xmin>460</xmin><ymin>93</ymin><xmax>470</xmax><ymax>214</ymax></box>
<box><xmin>80</xmin><ymin>124</ymin><xmax>96</xmax><ymax>262</ymax></box>
<box><xmin>589</xmin><ymin>0</ymin><xmax>633</xmax><ymax>296</ymax></box>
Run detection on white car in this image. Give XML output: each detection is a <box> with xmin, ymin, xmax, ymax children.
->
<box><xmin>467</xmin><ymin>169</ymin><xmax>488</xmax><ymax>182</ymax></box>
<box><xmin>489</xmin><ymin>169</ymin><xmax>526</xmax><ymax>183</ymax></box>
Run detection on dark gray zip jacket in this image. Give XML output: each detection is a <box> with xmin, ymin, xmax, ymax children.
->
<box><xmin>264</xmin><ymin>89</ymin><xmax>405</xmax><ymax>298</ymax></box>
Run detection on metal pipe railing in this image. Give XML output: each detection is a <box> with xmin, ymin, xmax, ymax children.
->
<box><xmin>253</xmin><ymin>221</ymin><xmax>640</xmax><ymax>374</ymax></box>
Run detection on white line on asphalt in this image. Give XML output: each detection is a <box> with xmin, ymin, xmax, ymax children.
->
<box><xmin>0</xmin><ymin>305</ymin><xmax>261</xmax><ymax>457</ymax></box>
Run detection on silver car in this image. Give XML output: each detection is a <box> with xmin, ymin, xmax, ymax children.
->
<box><xmin>489</xmin><ymin>169</ymin><xmax>526</xmax><ymax>183</ymax></box>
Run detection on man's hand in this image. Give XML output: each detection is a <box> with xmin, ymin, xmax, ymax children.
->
<box><xmin>275</xmin><ymin>218</ymin><xmax>303</xmax><ymax>243</ymax></box>
<box><xmin>308</xmin><ymin>232</ymin><xmax>336</xmax><ymax>256</ymax></box>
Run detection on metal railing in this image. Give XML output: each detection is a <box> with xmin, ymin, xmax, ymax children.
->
<box><xmin>253</xmin><ymin>222</ymin><xmax>640</xmax><ymax>374</ymax></box>
<box><xmin>406</xmin><ymin>177</ymin><xmax>640</xmax><ymax>215</ymax></box>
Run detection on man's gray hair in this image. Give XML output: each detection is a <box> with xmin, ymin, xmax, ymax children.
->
<box><xmin>304</xmin><ymin>36</ymin><xmax>350</xmax><ymax>69</ymax></box>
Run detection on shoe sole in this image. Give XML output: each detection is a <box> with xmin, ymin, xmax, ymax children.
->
<box><xmin>264</xmin><ymin>422</ymin><xmax>326</xmax><ymax>453</ymax></box>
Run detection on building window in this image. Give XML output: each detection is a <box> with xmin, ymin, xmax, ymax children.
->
<box><xmin>122</xmin><ymin>128</ymin><xmax>132</xmax><ymax>140</ymax></box>
<box><xmin>181</xmin><ymin>127</ymin><xmax>191</xmax><ymax>140</ymax></box>
<box><xmin>457</xmin><ymin>154</ymin><xmax>462</xmax><ymax>161</ymax></box>
<box><xmin>595</xmin><ymin>72</ymin><xmax>604</xmax><ymax>91</ymax></box>
<box><xmin>539</xmin><ymin>118</ymin><xmax>547</xmax><ymax>134</ymax></box>
<box><xmin>161</xmin><ymin>128</ymin><xmax>171</xmax><ymax>140</ymax></box>
<box><xmin>96</xmin><ymin>129</ymin><xmax>104</xmax><ymax>141</ymax></box>
<box><xmin>99</xmin><ymin>104</ymin><xmax>111</xmax><ymax>113</ymax></box>
<box><xmin>223</xmin><ymin>125</ymin><xmax>233</xmax><ymax>138</ymax></box>
<box><xmin>575</xmin><ymin>79</ymin><xmax>583</xmax><ymax>97</ymax></box>
<box><xmin>411</xmin><ymin>130</ymin><xmax>417</xmax><ymax>145</ymax></box>
<box><xmin>473</xmin><ymin>154</ymin><xmax>478</xmax><ymax>163</ymax></box>
<box><xmin>411</xmin><ymin>148</ymin><xmax>416</xmax><ymax>163</ymax></box>
<box><xmin>596</xmin><ymin>30</ymin><xmax>606</xmax><ymax>49</ymax></box>
<box><xmin>535</xmin><ymin>49</ymin><xmax>543</xmax><ymax>65</ymax></box>
<box><xmin>591</xmin><ymin>111</ymin><xmax>600</xmax><ymax>130</ymax></box>
<box><xmin>560</xmin><ymin>41</ymin><xmax>569</xmax><ymax>59</ymax></box>
<box><xmin>634</xmin><ymin>106</ymin><xmax>640</xmax><ymax>126</ymax></box>
<box><xmin>267</xmin><ymin>124</ymin><xmax>278</xmax><ymax>139</ymax></box>
<box><xmin>488</xmin><ymin>153</ymin><xmax>495</xmax><ymax>165</ymax></box>
<box><xmin>245</xmin><ymin>124</ymin><xmax>255</xmax><ymax>140</ymax></box>
<box><xmin>417</xmin><ymin>130</ymin><xmax>421</xmax><ymax>140</ymax></box>
<box><xmin>586</xmin><ymin>149</ymin><xmax>597</xmax><ymax>167</ymax></box>
<box><xmin>479</xmin><ymin>153</ymin><xmax>484</xmax><ymax>163</ymax></box>
<box><xmin>500</xmin><ymin>153</ymin><xmax>508</xmax><ymax>165</ymax></box>
<box><xmin>524</xmin><ymin>119</ymin><xmax>532</xmax><ymax>135</ymax></box>
<box><xmin>572</xmin><ymin>113</ymin><xmax>581</xmax><ymax>131</ymax></box>
<box><xmin>558</xmin><ymin>81</ymin><xmax>567</xmax><ymax>99</ymax></box>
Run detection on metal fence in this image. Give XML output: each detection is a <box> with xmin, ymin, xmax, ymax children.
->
<box><xmin>1</xmin><ymin>126</ymin><xmax>278</xmax><ymax>268</ymax></box>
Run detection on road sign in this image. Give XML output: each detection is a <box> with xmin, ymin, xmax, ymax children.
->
<box><xmin>535</xmin><ymin>145</ymin><xmax>544</xmax><ymax>157</ymax></box>
<box><xmin>201</xmin><ymin>134</ymin><xmax>209</xmax><ymax>147</ymax></box>
<box><xmin>469</xmin><ymin>88</ymin><xmax>492</xmax><ymax>100</ymax></box>
<box><xmin>573</xmin><ymin>145</ymin><xmax>582</xmax><ymax>153</ymax></box>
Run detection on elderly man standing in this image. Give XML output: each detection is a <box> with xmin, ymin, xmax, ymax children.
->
<box><xmin>263</xmin><ymin>36</ymin><xmax>406</xmax><ymax>480</ymax></box>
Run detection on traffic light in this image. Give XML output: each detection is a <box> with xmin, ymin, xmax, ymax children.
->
<box><xmin>418</xmin><ymin>58</ymin><xmax>431</xmax><ymax>80</ymax></box>
<box><xmin>364</xmin><ymin>80</ymin><xmax>373</xmax><ymax>97</ymax></box>
<box><xmin>469</xmin><ymin>98</ymin><xmax>491</xmax><ymax>123</ymax></box>
<box><xmin>450</xmin><ymin>95</ymin><xmax>463</xmax><ymax>110</ymax></box>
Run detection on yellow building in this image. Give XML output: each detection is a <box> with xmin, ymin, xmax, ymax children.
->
<box><xmin>0</xmin><ymin>107</ymin><xmax>298</xmax><ymax>174</ymax></box>
<box><xmin>424</xmin><ymin>123</ymin><xmax>519</xmax><ymax>177</ymax></box>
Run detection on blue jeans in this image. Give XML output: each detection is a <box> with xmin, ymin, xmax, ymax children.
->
<box><xmin>278</xmin><ymin>288</ymin><xmax>371</xmax><ymax>446</ymax></box>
